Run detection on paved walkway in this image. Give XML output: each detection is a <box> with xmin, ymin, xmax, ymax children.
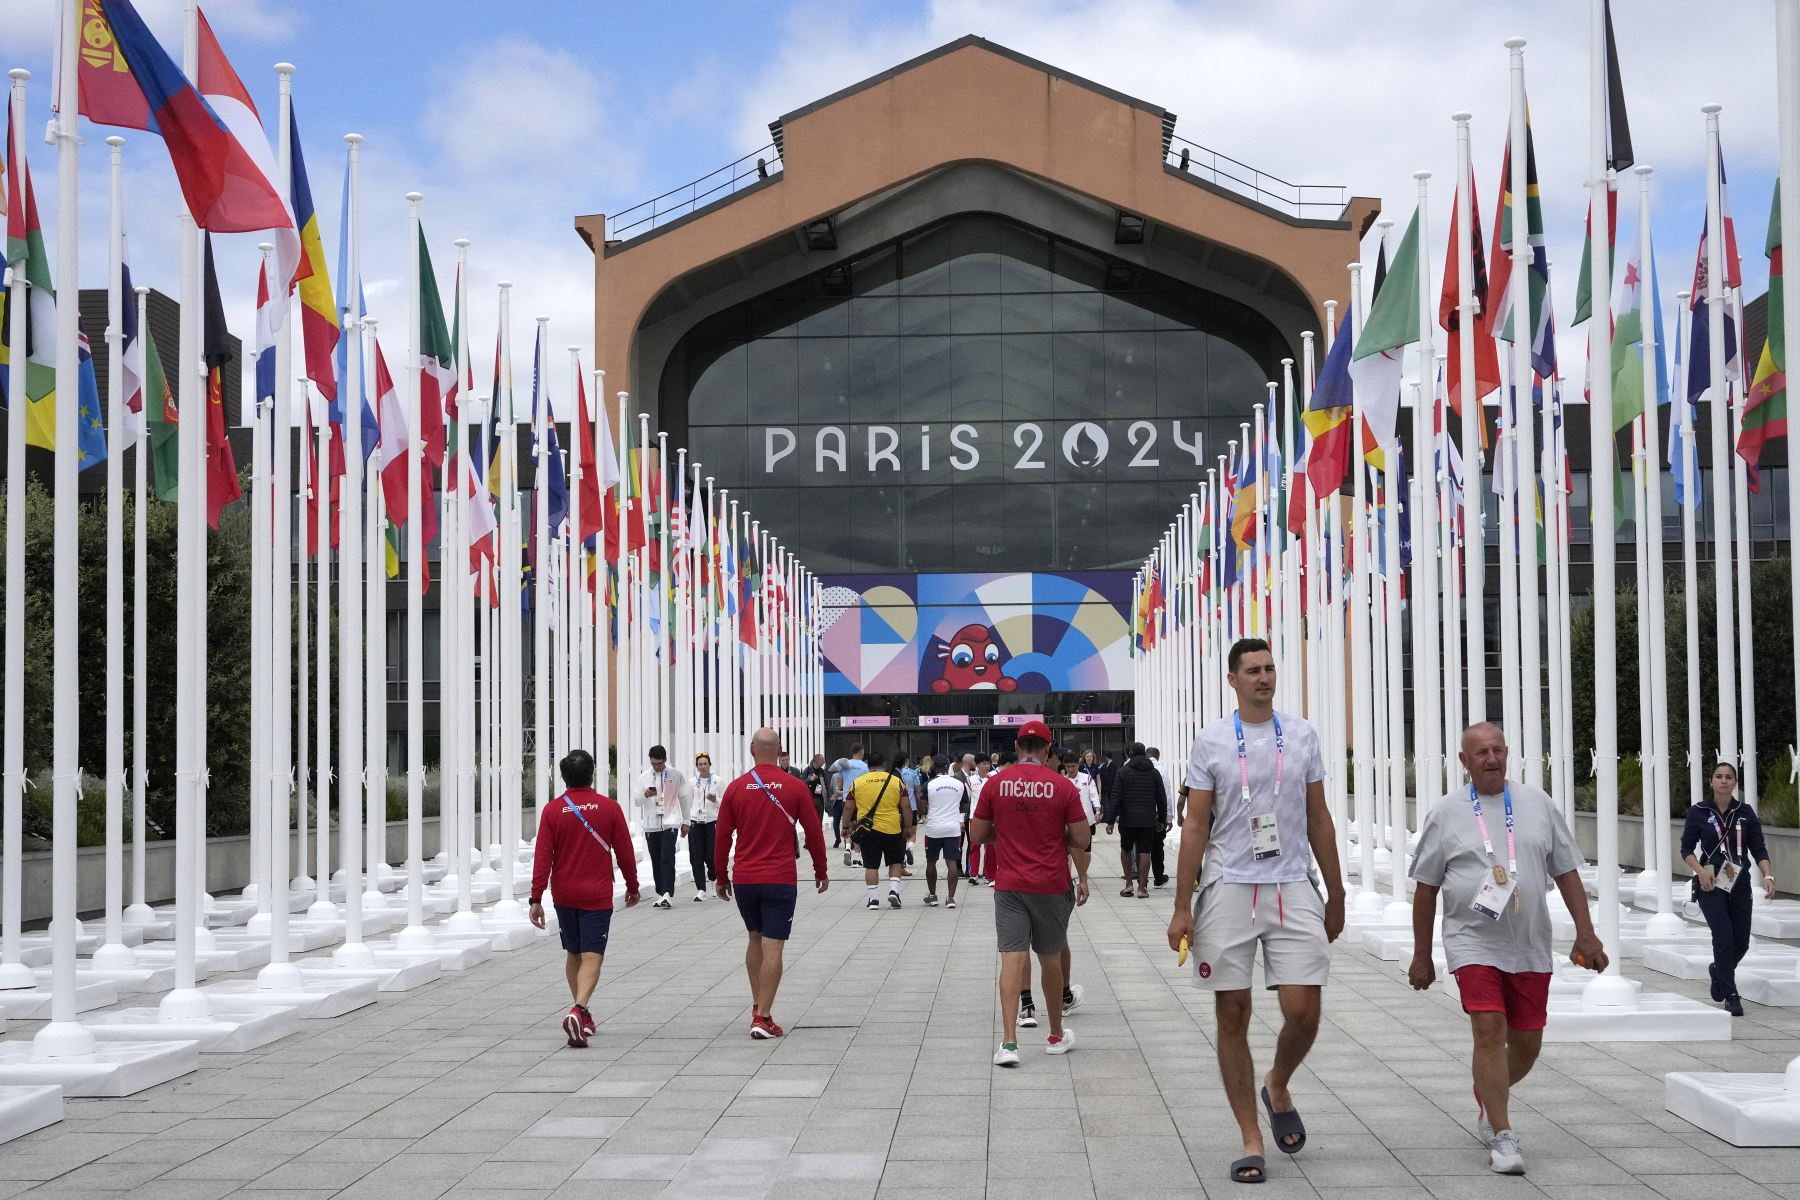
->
<box><xmin>4</xmin><ymin>842</ymin><xmax>1800</xmax><ymax>1199</ymax></box>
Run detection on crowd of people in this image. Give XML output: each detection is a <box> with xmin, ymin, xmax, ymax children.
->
<box><xmin>525</xmin><ymin>635</ymin><xmax>1764</xmax><ymax>1183</ymax></box>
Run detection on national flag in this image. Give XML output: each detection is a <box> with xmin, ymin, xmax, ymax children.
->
<box><xmin>416</xmin><ymin>226</ymin><xmax>452</xmax><ymax>467</ymax></box>
<box><xmin>288</xmin><ymin>102</ymin><xmax>338</xmax><ymax>401</ymax></box>
<box><xmin>80</xmin><ymin>1</ymin><xmax>296</xmax><ymax>258</ymax></box>
<box><xmin>118</xmin><ymin>249</ymin><xmax>143</xmax><ymax>448</ymax></box>
<box><xmin>253</xmin><ymin>258</ymin><xmax>277</xmax><ymax>418</ymax></box>
<box><xmin>1739</xmin><ymin>180</ymin><xmax>1787</xmax><ymax>488</ymax></box>
<box><xmin>544</xmin><ymin>425</ymin><xmax>569</xmax><ymax>542</ymax></box>
<box><xmin>72</xmin><ymin>320</ymin><xmax>109</xmax><ymax>470</ymax></box>
<box><xmin>483</xmin><ymin>333</ymin><xmax>505</xmax><ymax>499</ymax></box>
<box><xmin>1350</xmin><ymin>206</ymin><xmax>1420</xmax><ymax>453</ymax></box>
<box><xmin>1231</xmin><ymin>443</ymin><xmax>1261</xmax><ymax>551</ymax></box>
<box><xmin>202</xmin><ymin>235</ymin><xmax>240</xmax><ymax>527</ymax></box>
<box><xmin>1573</xmin><ymin>187</ymin><xmax>1619</xmax><ymax>327</ymax></box>
<box><xmin>1687</xmin><ymin>150</ymin><xmax>1743</xmax><ymax>405</ymax></box>
<box><xmin>1303</xmin><ymin>324</ymin><xmax>1354</xmax><ymax>496</ymax></box>
<box><xmin>1490</xmin><ymin>116</ymin><xmax>1556</xmax><ymax>379</ymax></box>
<box><xmin>1609</xmin><ymin>219</ymin><xmax>1650</xmax><ymax>433</ymax></box>
<box><xmin>2</xmin><ymin>106</ymin><xmax>57</xmax><ymax>453</ymax></box>
<box><xmin>1602</xmin><ymin>0</ymin><xmax>1635</xmax><ymax>172</ymax></box>
<box><xmin>374</xmin><ymin>339</ymin><xmax>437</xmax><ymax>542</ymax></box>
<box><xmin>576</xmin><ymin>365</ymin><xmax>611</xmax><ymax>548</ymax></box>
<box><xmin>1440</xmin><ymin>162</ymin><xmax>1501</xmax><ymax>418</ymax></box>
<box><xmin>142</xmin><ymin>309</ymin><xmax>178</xmax><ymax>501</ymax></box>
<box><xmin>1375</xmin><ymin>448</ymin><xmax>1411</xmax><ymax>577</ymax></box>
<box><xmin>1286</xmin><ymin>412</ymin><xmax>1310</xmax><ymax>536</ymax></box>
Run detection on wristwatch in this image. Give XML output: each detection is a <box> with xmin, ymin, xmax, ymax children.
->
<box><xmin>529</xmin><ymin>896</ymin><xmax>541</xmax><ymax>906</ymax></box>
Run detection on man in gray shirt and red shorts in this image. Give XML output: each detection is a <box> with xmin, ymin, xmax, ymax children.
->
<box><xmin>1408</xmin><ymin>722</ymin><xmax>1608</xmax><ymax>1177</ymax></box>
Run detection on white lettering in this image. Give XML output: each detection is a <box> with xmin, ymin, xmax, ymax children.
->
<box><xmin>920</xmin><ymin>425</ymin><xmax>931</xmax><ymax>472</ymax></box>
<box><xmin>1127</xmin><ymin>420</ymin><xmax>1160</xmax><ymax>468</ymax></box>
<box><xmin>1013</xmin><ymin>422</ymin><xmax>1046</xmax><ymax>470</ymax></box>
<box><xmin>815</xmin><ymin>426</ymin><xmax>846</xmax><ymax>473</ymax></box>
<box><xmin>1062</xmin><ymin>421</ymin><xmax>1109</xmax><ymax>469</ymax></box>
<box><xmin>764</xmin><ymin>427</ymin><xmax>796</xmax><ymax>473</ymax></box>
<box><xmin>999</xmin><ymin>779</ymin><xmax>1057</xmax><ymax>799</ymax></box>
<box><xmin>949</xmin><ymin>423</ymin><xmax>980</xmax><ymax>471</ymax></box>
<box><xmin>867</xmin><ymin>425</ymin><xmax>901</xmax><ymax>472</ymax></box>
<box><xmin>1171</xmin><ymin>421</ymin><xmax>1205</xmax><ymax>466</ymax></box>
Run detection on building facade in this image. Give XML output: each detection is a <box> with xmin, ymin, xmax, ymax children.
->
<box><xmin>577</xmin><ymin>36</ymin><xmax>1377</xmax><ymax>760</ymax></box>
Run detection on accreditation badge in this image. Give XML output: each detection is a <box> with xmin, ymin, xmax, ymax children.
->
<box><xmin>1249</xmin><ymin>813</ymin><xmax>1281</xmax><ymax>861</ymax></box>
<box><xmin>1472</xmin><ymin>868</ymin><xmax>1517</xmax><ymax>921</ymax></box>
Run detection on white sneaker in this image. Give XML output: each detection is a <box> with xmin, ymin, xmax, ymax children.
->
<box><xmin>866</xmin><ymin>898</ymin><xmax>880</xmax><ymax>910</ymax></box>
<box><xmin>657</xmin><ymin>896</ymin><xmax>672</xmax><ymax>910</ymax></box>
<box><xmin>693</xmin><ymin>892</ymin><xmax>706</xmax><ymax>902</ymax></box>
<box><xmin>1045</xmin><ymin>1028</ymin><xmax>1075</xmax><ymax>1055</ymax></box>
<box><xmin>946</xmin><ymin>898</ymin><xmax>957</xmax><ymax>909</ymax></box>
<box><xmin>993</xmin><ymin>1042</ymin><xmax>1020</xmax><ymax>1067</ymax></box>
<box><xmin>1017</xmin><ymin>1003</ymin><xmax>1038</xmax><ymax>1028</ymax></box>
<box><xmin>1475</xmin><ymin>1106</ymin><xmax>1493</xmax><ymax>1145</ymax></box>
<box><xmin>1062</xmin><ymin>984</ymin><xmax>1085</xmax><ymax>1014</ymax></box>
<box><xmin>1488</xmin><ymin>1130</ymin><xmax>1525</xmax><ymax>1175</ymax></box>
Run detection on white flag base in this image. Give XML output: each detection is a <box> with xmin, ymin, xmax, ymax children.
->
<box><xmin>1667</xmin><ymin>1062</ymin><xmax>1800</xmax><ymax>1145</ymax></box>
<box><xmin>0</xmin><ymin>1085</ymin><xmax>62</xmax><ymax>1144</ymax></box>
<box><xmin>1544</xmin><ymin>985</ymin><xmax>1731</xmax><ymax>1041</ymax></box>
<box><xmin>0</xmin><ymin>978</ymin><xmax>120</xmax><ymax>1018</ymax></box>
<box><xmin>0</xmin><ymin>1039</ymin><xmax>196</xmax><ymax>1097</ymax></box>
<box><xmin>206</xmin><ymin>976</ymin><xmax>378</xmax><ymax>1019</ymax></box>
<box><xmin>87</xmin><ymin>1001</ymin><xmax>301</xmax><ymax>1053</ymax></box>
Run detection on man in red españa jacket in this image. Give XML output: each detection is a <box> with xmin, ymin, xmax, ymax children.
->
<box><xmin>530</xmin><ymin>750</ymin><xmax>640</xmax><ymax>1049</ymax></box>
<box><xmin>716</xmin><ymin>727</ymin><xmax>830</xmax><ymax>1039</ymax></box>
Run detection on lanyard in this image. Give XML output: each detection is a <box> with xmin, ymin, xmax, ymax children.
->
<box><xmin>1707</xmin><ymin>808</ymin><xmax>1743</xmax><ymax>865</ymax></box>
<box><xmin>1469</xmin><ymin>783</ymin><xmax>1517</xmax><ymax>878</ymax></box>
<box><xmin>748</xmin><ymin>768</ymin><xmax>798</xmax><ymax>826</ymax></box>
<box><xmin>561</xmin><ymin>794</ymin><xmax>613</xmax><ymax>857</ymax></box>
<box><xmin>1232</xmin><ymin>712</ymin><xmax>1283</xmax><ymax>805</ymax></box>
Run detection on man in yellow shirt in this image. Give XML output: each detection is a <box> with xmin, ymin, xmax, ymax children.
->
<box><xmin>842</xmin><ymin>751</ymin><xmax>915</xmax><ymax>910</ymax></box>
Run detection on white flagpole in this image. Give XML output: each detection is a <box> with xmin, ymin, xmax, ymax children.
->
<box><xmin>657</xmin><ymin>432</ymin><xmax>672</xmax><ymax>751</ymax></box>
<box><xmin>492</xmin><ymin>282</ymin><xmax>523</xmax><ymax>915</ymax></box>
<box><xmin>566</xmin><ymin>346</ymin><xmax>584</xmax><ymax>759</ymax></box>
<box><xmin>364</xmin><ymin>321</ymin><xmax>389</xmax><ymax>907</ymax></box>
<box><xmin>126</xmin><ymin>283</ymin><xmax>153</xmax><ymax>926</ymax></box>
<box><xmin>1347</xmin><ymin>259</ymin><xmax>1379</xmax><ymax>914</ymax></box>
<box><xmin>1729</xmin><ymin>289</ymin><xmax>1757</xmax><ymax>810</ymax></box>
<box><xmin>1585</xmin><ymin>0</ymin><xmax>1627</xmax><ymax>998</ymax></box>
<box><xmin>1508</xmin><ymin>41</ymin><xmax>1544</xmax><ymax>789</ymax></box>
<box><xmin>1781</xmin><ymin>0</ymin><xmax>1800</xmax><ymax>797</ymax></box>
<box><xmin>675</xmin><ymin>447</ymin><xmax>690</xmax><ymax>763</ymax></box>
<box><xmin>94</xmin><ymin>133</ymin><xmax>132</xmax><ymax>969</ymax></box>
<box><xmin>35</xmin><ymin>0</ymin><xmax>89</xmax><ymax>1050</ymax></box>
<box><xmin>247</xmin><ymin>248</ymin><xmax>271</xmax><ymax>931</ymax></box>
<box><xmin>309</xmin><ymin>385</ymin><xmax>333</xmax><ymax>917</ymax></box>
<box><xmin>532</xmin><ymin>317</ymin><xmax>553</xmax><ymax>836</ymax></box>
<box><xmin>397</xmin><ymin>193</ymin><xmax>430</xmax><ymax>951</ymax></box>
<box><xmin>447</xmin><ymin>237</ymin><xmax>478</xmax><ymax>930</ymax></box>
<box><xmin>333</xmin><ymin>133</ymin><xmax>372</xmax><ymax>966</ymax></box>
<box><xmin>159</xmin><ymin>0</ymin><xmax>207</xmax><ymax>1025</ymax></box>
<box><xmin>1638</xmin><ymin>166</ymin><xmax>1679</xmax><ymax>932</ymax></box>
<box><xmin>256</xmin><ymin>65</ymin><xmax>299</xmax><ymax>985</ymax></box>
<box><xmin>1457</xmin><ymin>112</ymin><xmax>1486</xmax><ymax>727</ymax></box>
<box><xmin>592</xmin><ymin>370</ymin><xmax>611</xmax><ymax>790</ymax></box>
<box><xmin>295</xmin><ymin>382</ymin><xmax>312</xmax><ymax>900</ymax></box>
<box><xmin>0</xmin><ymin>69</ymin><xmax>30</xmax><ymax>990</ymax></box>
<box><xmin>1702</xmin><ymin>104</ymin><xmax>1739</xmax><ymax>778</ymax></box>
<box><xmin>1411</xmin><ymin>168</ymin><xmax>1442</xmax><ymax>815</ymax></box>
<box><xmin>1496</xmin><ymin>349</ymin><xmax>1522</xmax><ymax>769</ymax></box>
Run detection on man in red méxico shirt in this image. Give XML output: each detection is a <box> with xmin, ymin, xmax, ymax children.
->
<box><xmin>716</xmin><ymin>727</ymin><xmax>830</xmax><ymax>1039</ymax></box>
<box><xmin>969</xmin><ymin>720</ymin><xmax>1092</xmax><ymax>1066</ymax></box>
<box><xmin>529</xmin><ymin>750</ymin><xmax>640</xmax><ymax>1048</ymax></box>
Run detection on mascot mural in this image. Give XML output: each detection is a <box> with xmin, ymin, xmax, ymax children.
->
<box><xmin>819</xmin><ymin>572</ymin><xmax>1132</xmax><ymax>695</ymax></box>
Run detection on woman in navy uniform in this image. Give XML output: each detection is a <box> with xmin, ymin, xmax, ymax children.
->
<box><xmin>1680</xmin><ymin>761</ymin><xmax>1776</xmax><ymax>1017</ymax></box>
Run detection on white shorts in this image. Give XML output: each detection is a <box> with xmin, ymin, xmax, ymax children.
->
<box><xmin>1189</xmin><ymin>879</ymin><xmax>1330</xmax><ymax>991</ymax></box>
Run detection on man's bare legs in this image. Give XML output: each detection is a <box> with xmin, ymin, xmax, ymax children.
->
<box><xmin>1037</xmin><ymin>949</ymin><xmax>1066</xmax><ymax>1039</ymax></box>
<box><xmin>999</xmin><ymin>950</ymin><xmax>1030</xmax><ymax>1045</ymax></box>
<box><xmin>745</xmin><ymin>933</ymin><xmax>787</xmax><ymax>1017</ymax></box>
<box><xmin>1215</xmin><ymin>984</ymin><xmax>1322</xmax><ymax>1169</ymax></box>
<box><xmin>1470</xmin><ymin>1012</ymin><xmax>1542</xmax><ymax>1133</ymax></box>
<box><xmin>566</xmin><ymin>952</ymin><xmax>603</xmax><ymax>1007</ymax></box>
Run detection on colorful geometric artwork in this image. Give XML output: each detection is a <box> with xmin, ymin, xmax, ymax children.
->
<box><xmin>820</xmin><ymin>572</ymin><xmax>1133</xmax><ymax>695</ymax></box>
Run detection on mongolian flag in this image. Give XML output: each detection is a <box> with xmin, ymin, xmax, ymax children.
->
<box><xmin>288</xmin><ymin>102</ymin><xmax>338</xmax><ymax>401</ymax></box>
<box><xmin>202</xmin><ymin>235</ymin><xmax>241</xmax><ymax>527</ymax></box>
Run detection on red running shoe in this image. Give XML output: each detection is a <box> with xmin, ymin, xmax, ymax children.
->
<box><xmin>750</xmin><ymin>1014</ymin><xmax>785</xmax><ymax>1040</ymax></box>
<box><xmin>562</xmin><ymin>1006</ymin><xmax>589</xmax><ymax>1049</ymax></box>
<box><xmin>577</xmin><ymin>1005</ymin><xmax>596</xmax><ymax>1037</ymax></box>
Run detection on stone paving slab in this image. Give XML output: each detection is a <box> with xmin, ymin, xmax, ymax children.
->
<box><xmin>3</xmin><ymin>841</ymin><xmax>1800</xmax><ymax>1196</ymax></box>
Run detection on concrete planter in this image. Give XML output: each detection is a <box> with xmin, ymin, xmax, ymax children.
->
<box><xmin>19</xmin><ymin>808</ymin><xmax>539</xmax><ymax>925</ymax></box>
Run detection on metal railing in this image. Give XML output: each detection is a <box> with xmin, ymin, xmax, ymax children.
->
<box><xmin>1164</xmin><ymin>134</ymin><xmax>1346</xmax><ymax>221</ymax></box>
<box><xmin>606</xmin><ymin>144</ymin><xmax>783</xmax><ymax>243</ymax></box>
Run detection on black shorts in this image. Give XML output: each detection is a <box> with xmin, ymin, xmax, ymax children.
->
<box><xmin>925</xmin><ymin>835</ymin><xmax>962</xmax><ymax>863</ymax></box>
<box><xmin>857</xmin><ymin>830</ymin><xmax>907</xmax><ymax>868</ymax></box>
<box><xmin>733</xmin><ymin>883</ymin><xmax>797</xmax><ymax>941</ymax></box>
<box><xmin>555</xmin><ymin>906</ymin><xmax>613</xmax><ymax>956</ymax></box>
<box><xmin>1119</xmin><ymin>825</ymin><xmax>1163</xmax><ymax>856</ymax></box>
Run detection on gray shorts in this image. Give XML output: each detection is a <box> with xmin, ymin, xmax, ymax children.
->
<box><xmin>994</xmin><ymin>887</ymin><xmax>1075</xmax><ymax>955</ymax></box>
<box><xmin>1189</xmin><ymin>879</ymin><xmax>1330</xmax><ymax>991</ymax></box>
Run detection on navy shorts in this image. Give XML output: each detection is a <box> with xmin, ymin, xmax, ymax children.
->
<box><xmin>555</xmin><ymin>906</ymin><xmax>613</xmax><ymax>956</ymax></box>
<box><xmin>925</xmin><ymin>835</ymin><xmax>962</xmax><ymax>863</ymax></box>
<box><xmin>734</xmin><ymin>883</ymin><xmax>798</xmax><ymax>941</ymax></box>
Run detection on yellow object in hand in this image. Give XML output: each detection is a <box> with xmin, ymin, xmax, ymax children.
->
<box><xmin>1177</xmin><ymin>936</ymin><xmax>1190</xmax><ymax>967</ymax></box>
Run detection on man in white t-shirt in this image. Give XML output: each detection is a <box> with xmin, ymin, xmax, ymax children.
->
<box><xmin>1167</xmin><ymin>638</ymin><xmax>1345</xmax><ymax>1186</ymax></box>
<box><xmin>965</xmin><ymin>756</ymin><xmax>993</xmax><ymax>884</ymax></box>
<box><xmin>921</xmin><ymin>765</ymin><xmax>969</xmax><ymax>909</ymax></box>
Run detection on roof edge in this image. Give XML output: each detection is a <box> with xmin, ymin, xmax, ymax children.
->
<box><xmin>775</xmin><ymin>35</ymin><xmax>1168</xmax><ymax>129</ymax></box>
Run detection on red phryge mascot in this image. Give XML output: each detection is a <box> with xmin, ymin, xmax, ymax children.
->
<box><xmin>931</xmin><ymin>624</ymin><xmax>1018</xmax><ymax>693</ymax></box>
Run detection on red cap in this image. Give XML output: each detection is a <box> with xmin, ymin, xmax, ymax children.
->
<box><xmin>1017</xmin><ymin>719</ymin><xmax>1053</xmax><ymax>744</ymax></box>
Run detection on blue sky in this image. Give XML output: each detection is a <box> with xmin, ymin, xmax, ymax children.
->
<box><xmin>3</xmin><ymin>0</ymin><xmax>1785</xmax><ymax>417</ymax></box>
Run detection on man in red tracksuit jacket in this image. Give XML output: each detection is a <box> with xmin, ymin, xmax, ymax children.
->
<box><xmin>530</xmin><ymin>750</ymin><xmax>640</xmax><ymax>1048</ymax></box>
<box><xmin>716</xmin><ymin>727</ymin><xmax>830</xmax><ymax>1040</ymax></box>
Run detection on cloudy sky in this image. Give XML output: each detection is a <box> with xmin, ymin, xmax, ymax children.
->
<box><xmin>3</xmin><ymin>0</ymin><xmax>1784</xmax><ymax>418</ymax></box>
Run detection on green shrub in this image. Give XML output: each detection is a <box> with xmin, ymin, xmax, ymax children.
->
<box><xmin>1763</xmin><ymin>750</ymin><xmax>1799</xmax><ymax>828</ymax></box>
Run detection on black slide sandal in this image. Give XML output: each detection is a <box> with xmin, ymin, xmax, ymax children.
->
<box><xmin>1261</xmin><ymin>1086</ymin><xmax>1306</xmax><ymax>1154</ymax></box>
<box><xmin>1230</xmin><ymin>1156</ymin><xmax>1266</xmax><ymax>1183</ymax></box>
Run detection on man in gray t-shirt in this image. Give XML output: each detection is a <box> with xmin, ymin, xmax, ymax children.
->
<box><xmin>1408</xmin><ymin>722</ymin><xmax>1607</xmax><ymax>1178</ymax></box>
